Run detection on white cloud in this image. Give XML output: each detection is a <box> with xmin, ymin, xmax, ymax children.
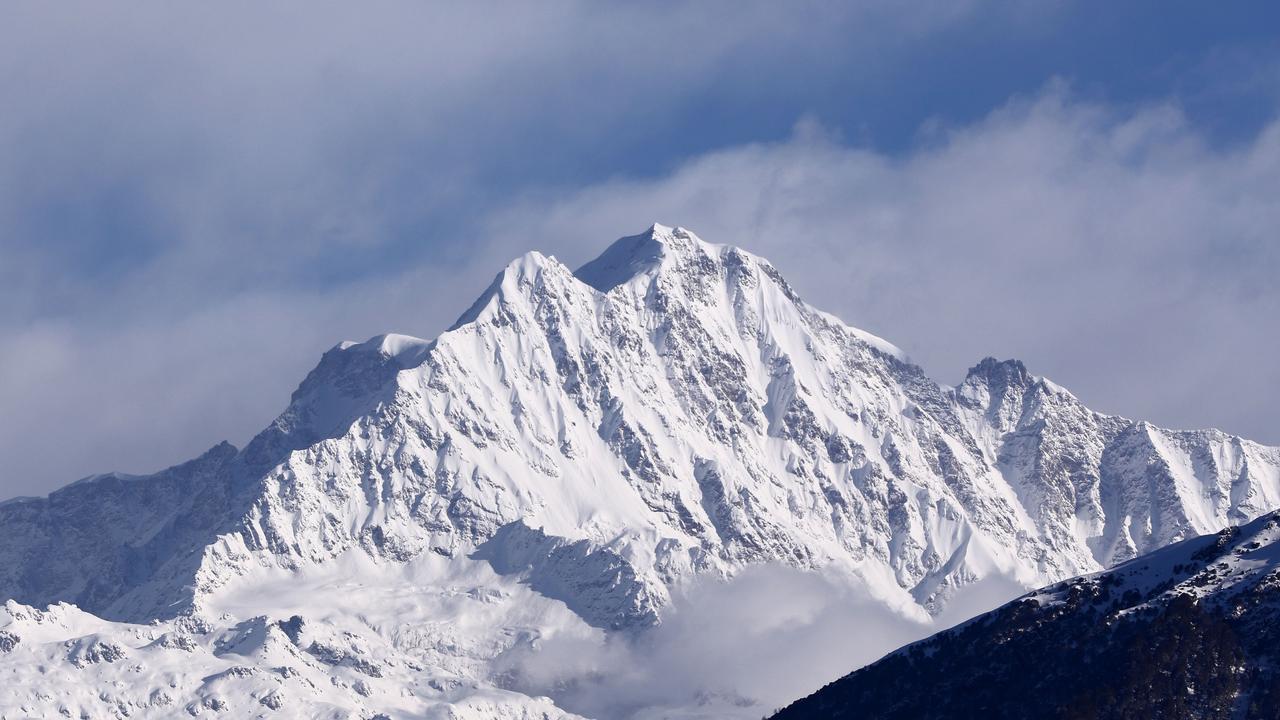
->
<box><xmin>493</xmin><ymin>565</ymin><xmax>1021</xmax><ymax>719</ymax></box>
<box><xmin>496</xmin><ymin>566</ymin><xmax>929</xmax><ymax>718</ymax></box>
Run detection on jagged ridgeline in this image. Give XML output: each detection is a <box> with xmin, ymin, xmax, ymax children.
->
<box><xmin>2</xmin><ymin>225</ymin><xmax>1279</xmax><ymax>718</ymax></box>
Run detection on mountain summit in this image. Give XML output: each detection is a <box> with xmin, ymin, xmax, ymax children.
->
<box><xmin>2</xmin><ymin>225</ymin><xmax>1279</xmax><ymax>718</ymax></box>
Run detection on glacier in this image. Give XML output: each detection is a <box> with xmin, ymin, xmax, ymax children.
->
<box><xmin>2</xmin><ymin>224</ymin><xmax>1278</xmax><ymax>718</ymax></box>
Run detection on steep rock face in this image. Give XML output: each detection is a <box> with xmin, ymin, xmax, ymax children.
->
<box><xmin>0</xmin><ymin>443</ymin><xmax>246</xmax><ymax>620</ymax></box>
<box><xmin>773</xmin><ymin>509</ymin><xmax>1280</xmax><ymax>720</ymax></box>
<box><xmin>2</xmin><ymin>224</ymin><xmax>1278</xmax><ymax>635</ymax></box>
<box><xmin>0</xmin><ymin>335</ymin><xmax>424</xmax><ymax>623</ymax></box>
<box><xmin>954</xmin><ymin>356</ymin><xmax>1280</xmax><ymax>569</ymax></box>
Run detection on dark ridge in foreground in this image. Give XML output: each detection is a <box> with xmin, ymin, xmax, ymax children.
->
<box><xmin>773</xmin><ymin>510</ymin><xmax>1280</xmax><ymax>720</ymax></box>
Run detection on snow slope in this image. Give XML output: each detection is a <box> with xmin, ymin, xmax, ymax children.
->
<box><xmin>2</xmin><ymin>224</ymin><xmax>1278</xmax><ymax>718</ymax></box>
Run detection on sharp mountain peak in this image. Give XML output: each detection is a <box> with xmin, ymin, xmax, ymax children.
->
<box><xmin>2</xmin><ymin>225</ymin><xmax>1279</xmax><ymax>719</ymax></box>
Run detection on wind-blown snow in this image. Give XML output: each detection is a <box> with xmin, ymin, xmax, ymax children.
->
<box><xmin>1</xmin><ymin>224</ymin><xmax>1278</xmax><ymax>718</ymax></box>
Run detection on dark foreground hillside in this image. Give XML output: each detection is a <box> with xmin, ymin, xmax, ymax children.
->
<box><xmin>774</xmin><ymin>511</ymin><xmax>1280</xmax><ymax>720</ymax></box>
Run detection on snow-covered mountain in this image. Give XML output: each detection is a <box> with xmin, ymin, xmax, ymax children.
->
<box><xmin>773</xmin><ymin>508</ymin><xmax>1280</xmax><ymax>719</ymax></box>
<box><xmin>2</xmin><ymin>224</ymin><xmax>1278</xmax><ymax>718</ymax></box>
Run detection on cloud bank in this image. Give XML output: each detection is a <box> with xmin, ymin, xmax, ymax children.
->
<box><xmin>494</xmin><ymin>565</ymin><xmax>1024</xmax><ymax>719</ymax></box>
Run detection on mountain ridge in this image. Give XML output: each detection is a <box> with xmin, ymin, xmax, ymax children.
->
<box><xmin>2</xmin><ymin>224</ymin><xmax>1278</xmax><ymax>718</ymax></box>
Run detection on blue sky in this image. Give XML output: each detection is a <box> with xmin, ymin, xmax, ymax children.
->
<box><xmin>2</xmin><ymin>1</ymin><xmax>1278</xmax><ymax>497</ymax></box>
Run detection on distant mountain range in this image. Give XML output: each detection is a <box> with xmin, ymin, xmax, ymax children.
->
<box><xmin>2</xmin><ymin>225</ymin><xmax>1277</xmax><ymax>718</ymax></box>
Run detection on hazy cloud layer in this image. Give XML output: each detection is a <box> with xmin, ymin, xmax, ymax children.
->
<box><xmin>1</xmin><ymin>3</ymin><xmax>1278</xmax><ymax>497</ymax></box>
<box><xmin>496</xmin><ymin>565</ymin><xmax>1024</xmax><ymax>719</ymax></box>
